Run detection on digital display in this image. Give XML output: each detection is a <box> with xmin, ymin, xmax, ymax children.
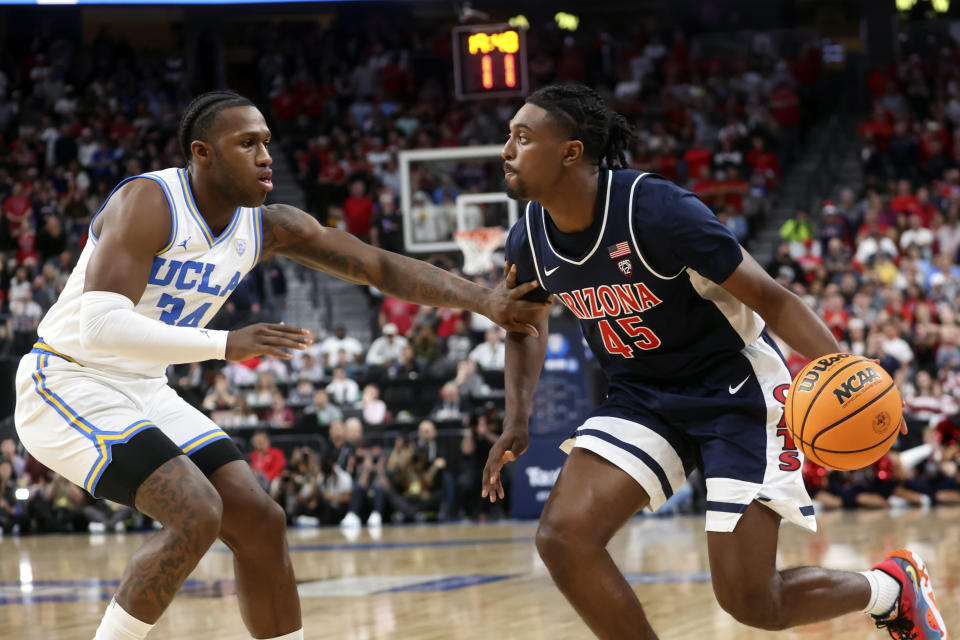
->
<box><xmin>452</xmin><ymin>23</ymin><xmax>528</xmax><ymax>100</ymax></box>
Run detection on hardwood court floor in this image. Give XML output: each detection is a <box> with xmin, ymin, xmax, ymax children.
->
<box><xmin>1</xmin><ymin>508</ymin><xmax>958</xmax><ymax>639</ymax></box>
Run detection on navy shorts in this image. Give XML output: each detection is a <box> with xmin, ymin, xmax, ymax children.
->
<box><xmin>562</xmin><ymin>334</ymin><xmax>816</xmax><ymax>533</ymax></box>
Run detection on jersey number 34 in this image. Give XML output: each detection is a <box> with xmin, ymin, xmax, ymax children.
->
<box><xmin>156</xmin><ymin>293</ymin><xmax>212</xmax><ymax>327</ymax></box>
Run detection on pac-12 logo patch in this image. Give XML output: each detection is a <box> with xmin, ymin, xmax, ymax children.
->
<box><xmin>617</xmin><ymin>259</ymin><xmax>632</xmax><ymax>278</ymax></box>
<box><xmin>235</xmin><ymin>239</ymin><xmax>247</xmax><ymax>256</ymax></box>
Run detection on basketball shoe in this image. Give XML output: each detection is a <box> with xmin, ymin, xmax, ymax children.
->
<box><xmin>871</xmin><ymin>549</ymin><xmax>949</xmax><ymax>639</ymax></box>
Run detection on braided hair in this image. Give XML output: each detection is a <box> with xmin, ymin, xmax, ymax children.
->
<box><xmin>525</xmin><ymin>84</ymin><xmax>633</xmax><ymax>170</ymax></box>
<box><xmin>178</xmin><ymin>90</ymin><xmax>256</xmax><ymax>165</ymax></box>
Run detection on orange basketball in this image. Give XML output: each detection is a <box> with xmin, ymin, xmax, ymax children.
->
<box><xmin>785</xmin><ymin>353</ymin><xmax>902</xmax><ymax>471</ymax></box>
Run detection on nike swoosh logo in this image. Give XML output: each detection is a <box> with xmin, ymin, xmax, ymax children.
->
<box><xmin>729</xmin><ymin>376</ymin><xmax>750</xmax><ymax>394</ymax></box>
<box><xmin>544</xmin><ymin>266</ymin><xmax>560</xmax><ymax>276</ymax></box>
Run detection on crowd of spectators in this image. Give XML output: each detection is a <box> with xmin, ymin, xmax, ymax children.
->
<box><xmin>5</xmin><ymin>11</ymin><xmax>960</xmax><ymax>535</ymax></box>
<box><xmin>768</xmin><ymin>29</ymin><xmax>960</xmax><ymax>513</ymax></box>
<box><xmin>272</xmin><ymin>18</ymin><xmax>818</xmax><ymax>247</ymax></box>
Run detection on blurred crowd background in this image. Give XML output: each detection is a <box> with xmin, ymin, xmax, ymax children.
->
<box><xmin>3</xmin><ymin>0</ymin><xmax>960</xmax><ymax>535</ymax></box>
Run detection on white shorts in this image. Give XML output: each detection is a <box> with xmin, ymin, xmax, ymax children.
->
<box><xmin>14</xmin><ymin>342</ymin><xmax>236</xmax><ymax>504</ymax></box>
<box><xmin>561</xmin><ymin>335</ymin><xmax>817</xmax><ymax>534</ymax></box>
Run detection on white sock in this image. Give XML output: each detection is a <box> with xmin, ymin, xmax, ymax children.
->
<box><xmin>93</xmin><ymin>598</ymin><xmax>154</xmax><ymax>640</ymax></box>
<box><xmin>253</xmin><ymin>630</ymin><xmax>303</xmax><ymax>640</ymax></box>
<box><xmin>859</xmin><ymin>570</ymin><xmax>902</xmax><ymax>617</ymax></box>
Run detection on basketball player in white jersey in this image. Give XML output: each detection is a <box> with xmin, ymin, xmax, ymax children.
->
<box><xmin>14</xmin><ymin>91</ymin><xmax>547</xmax><ymax>640</ymax></box>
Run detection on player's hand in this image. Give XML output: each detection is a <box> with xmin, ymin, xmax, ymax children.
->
<box><xmin>485</xmin><ymin>264</ymin><xmax>550</xmax><ymax>337</ymax></box>
<box><xmin>225</xmin><ymin>323</ymin><xmax>312</xmax><ymax>360</ymax></box>
<box><xmin>482</xmin><ymin>427</ymin><xmax>530</xmax><ymax>503</ymax></box>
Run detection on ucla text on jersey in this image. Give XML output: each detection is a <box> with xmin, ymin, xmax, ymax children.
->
<box><xmin>36</xmin><ymin>167</ymin><xmax>263</xmax><ymax>377</ymax></box>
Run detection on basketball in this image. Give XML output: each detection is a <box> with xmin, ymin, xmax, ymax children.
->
<box><xmin>785</xmin><ymin>353</ymin><xmax>902</xmax><ymax>471</ymax></box>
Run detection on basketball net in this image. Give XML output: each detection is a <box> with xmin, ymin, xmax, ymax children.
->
<box><xmin>455</xmin><ymin>227</ymin><xmax>506</xmax><ymax>276</ymax></box>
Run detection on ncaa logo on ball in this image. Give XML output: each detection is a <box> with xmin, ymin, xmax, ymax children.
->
<box><xmin>873</xmin><ymin>411</ymin><xmax>892</xmax><ymax>434</ymax></box>
<box><xmin>832</xmin><ymin>366</ymin><xmax>881</xmax><ymax>404</ymax></box>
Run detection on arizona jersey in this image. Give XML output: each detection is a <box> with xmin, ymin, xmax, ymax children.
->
<box><xmin>37</xmin><ymin>167</ymin><xmax>263</xmax><ymax>378</ymax></box>
<box><xmin>507</xmin><ymin>169</ymin><xmax>764</xmax><ymax>384</ymax></box>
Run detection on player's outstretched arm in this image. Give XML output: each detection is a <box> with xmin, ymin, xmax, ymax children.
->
<box><xmin>482</xmin><ymin>264</ymin><xmax>551</xmax><ymax>503</ymax></box>
<box><xmin>721</xmin><ymin>247</ymin><xmax>840</xmax><ymax>360</ymax></box>
<box><xmin>82</xmin><ymin>179</ymin><xmax>310</xmax><ymax>364</ymax></box>
<box><xmin>261</xmin><ymin>203</ymin><xmax>550</xmax><ymax>336</ymax></box>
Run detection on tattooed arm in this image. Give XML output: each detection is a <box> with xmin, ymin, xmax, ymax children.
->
<box><xmin>260</xmin><ymin>204</ymin><xmax>549</xmax><ymax>335</ymax></box>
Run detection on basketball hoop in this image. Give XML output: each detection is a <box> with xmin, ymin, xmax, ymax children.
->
<box><xmin>455</xmin><ymin>227</ymin><xmax>506</xmax><ymax>276</ymax></box>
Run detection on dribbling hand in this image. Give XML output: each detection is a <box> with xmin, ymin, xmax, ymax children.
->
<box><xmin>225</xmin><ymin>323</ymin><xmax>312</xmax><ymax>360</ymax></box>
<box><xmin>481</xmin><ymin>428</ymin><xmax>530</xmax><ymax>503</ymax></box>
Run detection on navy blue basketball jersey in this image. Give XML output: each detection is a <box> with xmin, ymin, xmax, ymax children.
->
<box><xmin>506</xmin><ymin>169</ymin><xmax>764</xmax><ymax>384</ymax></box>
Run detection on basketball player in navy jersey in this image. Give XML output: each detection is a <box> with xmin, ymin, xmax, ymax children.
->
<box><xmin>13</xmin><ymin>91</ymin><xmax>547</xmax><ymax>640</ymax></box>
<box><xmin>482</xmin><ymin>85</ymin><xmax>947</xmax><ymax>639</ymax></box>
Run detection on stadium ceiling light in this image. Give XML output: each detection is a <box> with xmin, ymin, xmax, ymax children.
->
<box><xmin>555</xmin><ymin>12</ymin><xmax>579</xmax><ymax>32</ymax></box>
<box><xmin>509</xmin><ymin>15</ymin><xmax>530</xmax><ymax>30</ymax></box>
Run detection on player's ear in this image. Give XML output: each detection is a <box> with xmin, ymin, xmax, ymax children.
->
<box><xmin>562</xmin><ymin>140</ymin><xmax>584</xmax><ymax>167</ymax></box>
<box><xmin>190</xmin><ymin>140</ymin><xmax>212</xmax><ymax>166</ymax></box>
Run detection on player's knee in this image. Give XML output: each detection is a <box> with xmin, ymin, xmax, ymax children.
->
<box><xmin>535</xmin><ymin>517</ymin><xmax>588</xmax><ymax>566</ymax></box>
<box><xmin>714</xmin><ymin>588</ymin><xmax>786</xmax><ymax>630</ymax></box>
<box><xmin>226</xmin><ymin>492</ymin><xmax>286</xmax><ymax>550</ymax></box>
<box><xmin>192</xmin><ymin>497</ymin><xmax>225</xmax><ymax>547</ymax></box>
<box><xmin>164</xmin><ymin>489</ymin><xmax>222</xmax><ymax>552</ymax></box>
<box><xmin>256</xmin><ymin>497</ymin><xmax>287</xmax><ymax>542</ymax></box>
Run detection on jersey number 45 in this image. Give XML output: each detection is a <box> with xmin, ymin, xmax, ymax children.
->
<box><xmin>597</xmin><ymin>316</ymin><xmax>662</xmax><ymax>358</ymax></box>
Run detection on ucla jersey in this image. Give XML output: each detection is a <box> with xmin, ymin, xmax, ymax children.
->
<box><xmin>37</xmin><ymin>167</ymin><xmax>263</xmax><ymax>378</ymax></box>
<box><xmin>507</xmin><ymin>169</ymin><xmax>764</xmax><ymax>385</ymax></box>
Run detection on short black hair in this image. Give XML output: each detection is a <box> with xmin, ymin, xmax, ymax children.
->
<box><xmin>178</xmin><ymin>90</ymin><xmax>256</xmax><ymax>164</ymax></box>
<box><xmin>525</xmin><ymin>84</ymin><xmax>633</xmax><ymax>170</ymax></box>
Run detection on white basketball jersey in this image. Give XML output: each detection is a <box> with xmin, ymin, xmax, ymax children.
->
<box><xmin>37</xmin><ymin>167</ymin><xmax>263</xmax><ymax>378</ymax></box>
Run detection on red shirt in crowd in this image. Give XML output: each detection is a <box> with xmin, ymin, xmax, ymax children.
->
<box><xmin>891</xmin><ymin>192</ymin><xmax>918</xmax><ymax>215</ymax></box>
<box><xmin>769</xmin><ymin>84</ymin><xmax>800</xmax><ymax>128</ymax></box>
<box><xmin>380</xmin><ymin>296</ymin><xmax>420</xmax><ymax>337</ymax></box>
<box><xmin>747</xmin><ymin>149</ymin><xmax>780</xmax><ymax>186</ymax></box>
<box><xmin>17</xmin><ymin>227</ymin><xmax>37</xmax><ymax>265</ymax></box>
<box><xmin>4</xmin><ymin>194</ymin><xmax>32</xmax><ymax>228</ymax></box>
<box><xmin>692</xmin><ymin>177</ymin><xmax>718</xmax><ymax>208</ymax></box>
<box><xmin>434</xmin><ymin>308</ymin><xmax>462</xmax><ymax>338</ymax></box>
<box><xmin>821</xmin><ymin>308</ymin><xmax>849</xmax><ymax>341</ymax></box>
<box><xmin>654</xmin><ymin>153</ymin><xmax>678</xmax><ymax>183</ymax></box>
<box><xmin>717</xmin><ymin>177</ymin><xmax>748</xmax><ymax>212</ymax></box>
<box><xmin>858</xmin><ymin>116</ymin><xmax>894</xmax><ymax>152</ymax></box>
<box><xmin>683</xmin><ymin>147</ymin><xmax>712</xmax><ymax>181</ymax></box>
<box><xmin>343</xmin><ymin>194</ymin><xmax>374</xmax><ymax>237</ymax></box>
<box><xmin>250</xmin><ymin>447</ymin><xmax>286</xmax><ymax>482</ymax></box>
<box><xmin>271</xmin><ymin>89</ymin><xmax>302</xmax><ymax>122</ymax></box>
<box><xmin>319</xmin><ymin>159</ymin><xmax>345</xmax><ymax>184</ymax></box>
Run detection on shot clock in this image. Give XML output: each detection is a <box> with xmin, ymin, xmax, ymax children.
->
<box><xmin>452</xmin><ymin>24</ymin><xmax>529</xmax><ymax>100</ymax></box>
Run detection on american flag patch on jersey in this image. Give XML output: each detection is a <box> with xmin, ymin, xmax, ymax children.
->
<box><xmin>607</xmin><ymin>241</ymin><xmax>630</xmax><ymax>259</ymax></box>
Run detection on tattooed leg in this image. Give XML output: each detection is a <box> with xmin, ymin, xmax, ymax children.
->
<box><xmin>114</xmin><ymin>456</ymin><xmax>223</xmax><ymax>623</ymax></box>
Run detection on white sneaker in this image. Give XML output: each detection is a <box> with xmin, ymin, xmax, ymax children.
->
<box><xmin>295</xmin><ymin>515</ymin><xmax>320</xmax><ymax>527</ymax></box>
<box><xmin>339</xmin><ymin>512</ymin><xmax>361</xmax><ymax>529</ymax></box>
<box><xmin>88</xmin><ymin>522</ymin><xmax>107</xmax><ymax>533</ymax></box>
<box><xmin>113</xmin><ymin>522</ymin><xmax>125</xmax><ymax>533</ymax></box>
<box><xmin>889</xmin><ymin>495</ymin><xmax>910</xmax><ymax>510</ymax></box>
<box><xmin>366</xmin><ymin>511</ymin><xmax>382</xmax><ymax>528</ymax></box>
